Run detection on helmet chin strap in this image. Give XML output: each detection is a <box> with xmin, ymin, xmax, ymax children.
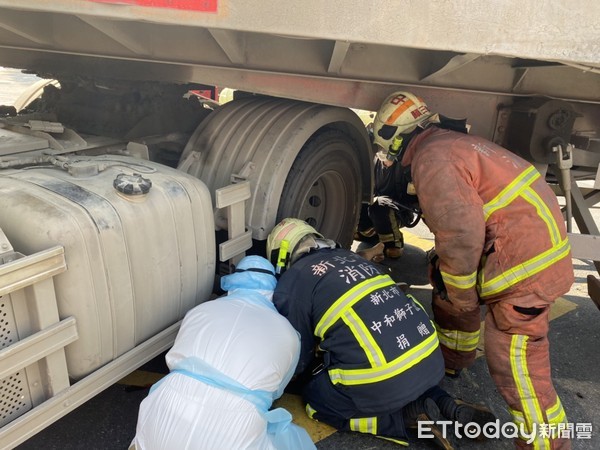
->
<box><xmin>388</xmin><ymin>127</ymin><xmax>421</xmax><ymax>162</ymax></box>
<box><xmin>275</xmin><ymin>240</ymin><xmax>290</xmax><ymax>274</ymax></box>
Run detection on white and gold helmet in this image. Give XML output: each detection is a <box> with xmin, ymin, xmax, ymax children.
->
<box><xmin>266</xmin><ymin>218</ymin><xmax>323</xmax><ymax>273</ymax></box>
<box><xmin>372</xmin><ymin>91</ymin><xmax>433</xmax><ymax>158</ymax></box>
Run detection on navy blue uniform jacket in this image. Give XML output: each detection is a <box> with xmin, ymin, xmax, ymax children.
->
<box><xmin>274</xmin><ymin>248</ymin><xmax>444</xmax><ymax>413</ymax></box>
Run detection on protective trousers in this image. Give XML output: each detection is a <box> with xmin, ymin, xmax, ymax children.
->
<box><xmin>433</xmin><ymin>294</ymin><xmax>570</xmax><ymax>449</ymax></box>
<box><xmin>368</xmin><ymin>203</ymin><xmax>404</xmax><ymax>248</ymax></box>
<box><xmin>485</xmin><ymin>301</ymin><xmax>569</xmax><ymax>449</ymax></box>
<box><xmin>302</xmin><ymin>370</ymin><xmax>409</xmax><ymax>446</ymax></box>
<box><xmin>432</xmin><ymin>292</ymin><xmax>480</xmax><ymax>372</ymax></box>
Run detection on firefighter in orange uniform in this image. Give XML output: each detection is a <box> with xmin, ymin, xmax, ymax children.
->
<box><xmin>372</xmin><ymin>91</ymin><xmax>574</xmax><ymax>449</ymax></box>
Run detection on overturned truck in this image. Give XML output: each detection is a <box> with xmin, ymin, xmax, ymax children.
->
<box><xmin>0</xmin><ymin>1</ymin><xmax>599</xmax><ymax>447</ymax></box>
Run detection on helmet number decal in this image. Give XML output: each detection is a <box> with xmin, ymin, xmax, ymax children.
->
<box><xmin>390</xmin><ymin>94</ymin><xmax>408</xmax><ymax>105</ymax></box>
<box><xmin>411</xmin><ymin>105</ymin><xmax>429</xmax><ymax>119</ymax></box>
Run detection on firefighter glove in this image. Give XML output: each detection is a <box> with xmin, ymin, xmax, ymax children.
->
<box><xmin>373</xmin><ymin>195</ymin><xmax>399</xmax><ymax>210</ymax></box>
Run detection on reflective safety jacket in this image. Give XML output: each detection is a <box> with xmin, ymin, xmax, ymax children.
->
<box><xmin>274</xmin><ymin>248</ymin><xmax>445</xmax><ymax>413</ymax></box>
<box><xmin>401</xmin><ymin>127</ymin><xmax>574</xmax><ymax>311</ymax></box>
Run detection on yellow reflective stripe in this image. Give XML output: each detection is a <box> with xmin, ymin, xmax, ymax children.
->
<box><xmin>350</xmin><ymin>418</ymin><xmax>411</xmax><ymax>445</ymax></box>
<box><xmin>510</xmin><ymin>335</ymin><xmax>550</xmax><ymax>450</ymax></box>
<box><xmin>521</xmin><ymin>188</ymin><xmax>561</xmax><ymax>247</ymax></box>
<box><xmin>349</xmin><ymin>417</ymin><xmax>378</xmax><ymax>434</ymax></box>
<box><xmin>483</xmin><ymin>166</ymin><xmax>540</xmax><ymax>220</ymax></box>
<box><xmin>306</xmin><ymin>403</ymin><xmax>317</xmax><ymax>420</ymax></box>
<box><xmin>408</xmin><ymin>295</ymin><xmax>440</xmax><ymax>340</ymax></box>
<box><xmin>509</xmin><ymin>408</ymin><xmax>540</xmax><ymax>442</ymax></box>
<box><xmin>480</xmin><ymin>238</ymin><xmax>571</xmax><ymax>297</ymax></box>
<box><xmin>546</xmin><ymin>397</ymin><xmax>567</xmax><ymax>425</ymax></box>
<box><xmin>378</xmin><ymin>232</ymin><xmax>396</xmax><ymax>242</ymax></box>
<box><xmin>329</xmin><ymin>332</ymin><xmax>439</xmax><ymax>385</ymax></box>
<box><xmin>407</xmin><ymin>293</ymin><xmax>425</xmax><ymax>310</ymax></box>
<box><xmin>315</xmin><ymin>275</ymin><xmax>395</xmax><ymax>337</ymax></box>
<box><xmin>479</xmin><ymin>165</ymin><xmax>569</xmax><ymax>298</ymax></box>
<box><xmin>377</xmin><ymin>436</ymin><xmax>409</xmax><ymax>446</ymax></box>
<box><xmin>440</xmin><ymin>270</ymin><xmax>477</xmax><ymax>289</ymax></box>
<box><xmin>509</xmin><ymin>407</ymin><xmax>526</xmax><ymax>426</ymax></box>
<box><xmin>435</xmin><ymin>324</ymin><xmax>480</xmax><ymax>352</ymax></box>
<box><xmin>343</xmin><ymin>308</ymin><xmax>386</xmax><ymax>367</ymax></box>
<box><xmin>511</xmin><ymin>400</ymin><xmax>567</xmax><ymax>440</ymax></box>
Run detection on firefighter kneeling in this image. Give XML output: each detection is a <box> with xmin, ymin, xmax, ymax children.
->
<box><xmin>268</xmin><ymin>218</ymin><xmax>495</xmax><ymax>449</ymax></box>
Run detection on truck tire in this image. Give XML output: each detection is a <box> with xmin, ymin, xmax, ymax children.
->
<box><xmin>178</xmin><ymin>96</ymin><xmax>371</xmax><ymax>245</ymax></box>
<box><xmin>277</xmin><ymin>129</ymin><xmax>362</xmax><ymax>248</ymax></box>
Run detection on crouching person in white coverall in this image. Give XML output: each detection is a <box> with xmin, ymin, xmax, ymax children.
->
<box><xmin>131</xmin><ymin>255</ymin><xmax>315</xmax><ymax>450</ymax></box>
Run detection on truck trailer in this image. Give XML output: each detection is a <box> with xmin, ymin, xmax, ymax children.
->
<box><xmin>0</xmin><ymin>1</ymin><xmax>599</xmax><ymax>447</ymax></box>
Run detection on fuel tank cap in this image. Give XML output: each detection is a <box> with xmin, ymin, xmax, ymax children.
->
<box><xmin>113</xmin><ymin>173</ymin><xmax>152</xmax><ymax>196</ymax></box>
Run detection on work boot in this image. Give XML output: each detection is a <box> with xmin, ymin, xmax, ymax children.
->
<box><xmin>377</xmin><ymin>232</ymin><xmax>404</xmax><ymax>259</ymax></box>
<box><xmin>384</xmin><ymin>234</ymin><xmax>404</xmax><ymax>259</ymax></box>
<box><xmin>444</xmin><ymin>368</ymin><xmax>461</xmax><ymax>379</ymax></box>
<box><xmin>403</xmin><ymin>397</ymin><xmax>454</xmax><ymax>450</ymax></box>
<box><xmin>357</xmin><ymin>242</ymin><xmax>385</xmax><ymax>262</ymax></box>
<box><xmin>454</xmin><ymin>399</ymin><xmax>496</xmax><ymax>428</ymax></box>
<box><xmin>384</xmin><ymin>246</ymin><xmax>404</xmax><ymax>259</ymax></box>
<box><xmin>436</xmin><ymin>395</ymin><xmax>496</xmax><ymax>440</ymax></box>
